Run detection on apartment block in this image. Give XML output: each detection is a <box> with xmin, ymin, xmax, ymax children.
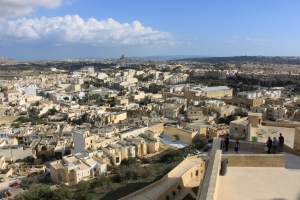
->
<box><xmin>49</xmin><ymin>150</ymin><xmax>107</xmax><ymax>186</ymax></box>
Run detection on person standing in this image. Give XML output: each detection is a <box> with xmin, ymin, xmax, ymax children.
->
<box><xmin>272</xmin><ymin>137</ymin><xmax>278</xmax><ymax>154</ymax></box>
<box><xmin>234</xmin><ymin>139</ymin><xmax>240</xmax><ymax>154</ymax></box>
<box><xmin>266</xmin><ymin>137</ymin><xmax>272</xmax><ymax>154</ymax></box>
<box><xmin>278</xmin><ymin>133</ymin><xmax>284</xmax><ymax>152</ymax></box>
<box><xmin>224</xmin><ymin>134</ymin><xmax>229</xmax><ymax>152</ymax></box>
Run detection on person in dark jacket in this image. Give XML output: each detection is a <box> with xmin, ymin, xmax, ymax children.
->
<box><xmin>224</xmin><ymin>134</ymin><xmax>229</xmax><ymax>152</ymax></box>
<box><xmin>278</xmin><ymin>133</ymin><xmax>284</xmax><ymax>152</ymax></box>
<box><xmin>266</xmin><ymin>137</ymin><xmax>272</xmax><ymax>154</ymax></box>
<box><xmin>234</xmin><ymin>139</ymin><xmax>240</xmax><ymax>154</ymax></box>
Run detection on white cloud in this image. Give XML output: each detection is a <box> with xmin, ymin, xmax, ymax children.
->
<box><xmin>0</xmin><ymin>0</ymin><xmax>63</xmax><ymax>18</ymax></box>
<box><xmin>246</xmin><ymin>38</ymin><xmax>269</xmax><ymax>43</ymax></box>
<box><xmin>0</xmin><ymin>15</ymin><xmax>174</xmax><ymax>46</ymax></box>
<box><xmin>224</xmin><ymin>40</ymin><xmax>236</xmax><ymax>43</ymax></box>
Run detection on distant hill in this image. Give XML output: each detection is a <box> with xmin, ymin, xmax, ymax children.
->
<box><xmin>0</xmin><ymin>57</ymin><xmax>18</xmax><ymax>64</ymax></box>
<box><xmin>127</xmin><ymin>55</ymin><xmax>210</xmax><ymax>61</ymax></box>
<box><xmin>175</xmin><ymin>56</ymin><xmax>300</xmax><ymax>65</ymax></box>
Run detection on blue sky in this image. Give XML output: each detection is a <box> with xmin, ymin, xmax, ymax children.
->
<box><xmin>0</xmin><ymin>0</ymin><xmax>299</xmax><ymax>60</ymax></box>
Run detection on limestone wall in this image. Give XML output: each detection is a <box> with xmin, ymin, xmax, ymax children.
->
<box><xmin>222</xmin><ymin>154</ymin><xmax>285</xmax><ymax>167</ymax></box>
<box><xmin>294</xmin><ymin>127</ymin><xmax>300</xmax><ymax>152</ymax></box>
<box><xmin>198</xmin><ymin>149</ymin><xmax>221</xmax><ymax>200</ymax></box>
<box><xmin>198</xmin><ymin>138</ymin><xmax>222</xmax><ymax>200</ymax></box>
<box><xmin>227</xmin><ymin>140</ymin><xmax>266</xmax><ymax>153</ymax></box>
<box><xmin>0</xmin><ymin>168</ymin><xmax>13</xmax><ymax>179</ymax></box>
<box><xmin>164</xmin><ymin>126</ymin><xmax>198</xmax><ymax>143</ymax></box>
<box><xmin>282</xmin><ymin>144</ymin><xmax>300</xmax><ymax>157</ymax></box>
<box><xmin>120</xmin><ymin>156</ymin><xmax>205</xmax><ymax>200</ymax></box>
<box><xmin>262</xmin><ymin>121</ymin><xmax>300</xmax><ymax>128</ymax></box>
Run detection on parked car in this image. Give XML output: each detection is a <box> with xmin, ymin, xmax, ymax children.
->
<box><xmin>10</xmin><ymin>181</ymin><xmax>21</xmax><ymax>187</ymax></box>
<box><xmin>194</xmin><ymin>150</ymin><xmax>201</xmax><ymax>155</ymax></box>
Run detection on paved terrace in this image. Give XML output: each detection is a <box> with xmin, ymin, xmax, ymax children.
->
<box><xmin>217</xmin><ymin>167</ymin><xmax>300</xmax><ymax>200</ymax></box>
<box><xmin>217</xmin><ymin>149</ymin><xmax>300</xmax><ymax>200</ymax></box>
<box><xmin>129</xmin><ymin>158</ymin><xmax>203</xmax><ymax>200</ymax></box>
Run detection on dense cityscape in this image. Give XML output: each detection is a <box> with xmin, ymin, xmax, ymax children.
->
<box><xmin>1</xmin><ymin>0</ymin><xmax>300</xmax><ymax>200</ymax></box>
<box><xmin>0</xmin><ymin>55</ymin><xmax>300</xmax><ymax>199</ymax></box>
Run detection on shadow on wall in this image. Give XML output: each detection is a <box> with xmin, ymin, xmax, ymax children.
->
<box><xmin>101</xmin><ymin>182</ymin><xmax>150</xmax><ymax>200</ymax></box>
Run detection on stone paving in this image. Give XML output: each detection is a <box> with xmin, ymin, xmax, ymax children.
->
<box><xmin>216</xmin><ymin>167</ymin><xmax>300</xmax><ymax>200</ymax></box>
<box><xmin>217</xmin><ymin>149</ymin><xmax>300</xmax><ymax>200</ymax></box>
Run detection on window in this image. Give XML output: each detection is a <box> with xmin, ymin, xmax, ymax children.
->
<box><xmin>235</xmin><ymin>127</ymin><xmax>237</xmax><ymax>131</ymax></box>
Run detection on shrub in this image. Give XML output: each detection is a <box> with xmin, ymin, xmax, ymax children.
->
<box><xmin>121</xmin><ymin>157</ymin><xmax>138</xmax><ymax>166</ymax></box>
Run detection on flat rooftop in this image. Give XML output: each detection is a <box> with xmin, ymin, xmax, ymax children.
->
<box><xmin>159</xmin><ymin>134</ymin><xmax>189</xmax><ymax>149</ymax></box>
<box><xmin>216</xmin><ymin>167</ymin><xmax>300</xmax><ymax>200</ymax></box>
<box><xmin>201</xmin><ymin>86</ymin><xmax>230</xmax><ymax>92</ymax></box>
<box><xmin>218</xmin><ymin>149</ymin><xmax>300</xmax><ymax>200</ymax></box>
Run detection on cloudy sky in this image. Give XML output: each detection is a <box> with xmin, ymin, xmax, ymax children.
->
<box><xmin>0</xmin><ymin>0</ymin><xmax>300</xmax><ymax>60</ymax></box>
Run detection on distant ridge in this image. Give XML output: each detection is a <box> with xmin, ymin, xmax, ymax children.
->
<box><xmin>126</xmin><ymin>55</ymin><xmax>211</xmax><ymax>61</ymax></box>
<box><xmin>175</xmin><ymin>56</ymin><xmax>300</xmax><ymax>65</ymax></box>
<box><xmin>0</xmin><ymin>57</ymin><xmax>18</xmax><ymax>64</ymax></box>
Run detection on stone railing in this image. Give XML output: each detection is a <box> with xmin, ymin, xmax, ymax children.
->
<box><xmin>222</xmin><ymin>154</ymin><xmax>285</xmax><ymax>167</ymax></box>
<box><xmin>282</xmin><ymin>143</ymin><xmax>300</xmax><ymax>157</ymax></box>
<box><xmin>226</xmin><ymin>139</ymin><xmax>267</xmax><ymax>153</ymax></box>
<box><xmin>198</xmin><ymin>138</ymin><xmax>222</xmax><ymax>200</ymax></box>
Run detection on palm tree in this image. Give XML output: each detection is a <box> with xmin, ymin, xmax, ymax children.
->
<box><xmin>177</xmin><ymin>185</ymin><xmax>181</xmax><ymax>196</ymax></box>
<box><xmin>172</xmin><ymin>191</ymin><xmax>176</xmax><ymax>200</ymax></box>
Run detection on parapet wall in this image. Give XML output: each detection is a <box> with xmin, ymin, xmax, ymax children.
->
<box><xmin>198</xmin><ymin>149</ymin><xmax>221</xmax><ymax>200</ymax></box>
<box><xmin>262</xmin><ymin>121</ymin><xmax>300</xmax><ymax>128</ymax></box>
<box><xmin>222</xmin><ymin>154</ymin><xmax>286</xmax><ymax>167</ymax></box>
<box><xmin>227</xmin><ymin>140</ymin><xmax>266</xmax><ymax>153</ymax></box>
<box><xmin>282</xmin><ymin>144</ymin><xmax>300</xmax><ymax>157</ymax></box>
<box><xmin>120</xmin><ymin>155</ymin><xmax>204</xmax><ymax>200</ymax></box>
<box><xmin>198</xmin><ymin>138</ymin><xmax>222</xmax><ymax>200</ymax></box>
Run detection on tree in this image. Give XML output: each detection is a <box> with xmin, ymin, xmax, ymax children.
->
<box><xmin>48</xmin><ymin>107</ymin><xmax>58</xmax><ymax>115</ymax></box>
<box><xmin>76</xmin><ymin>181</ymin><xmax>91</xmax><ymax>192</ymax></box>
<box><xmin>91</xmin><ymin>176</ymin><xmax>112</xmax><ymax>188</ymax></box>
<box><xmin>41</xmin><ymin>113</ymin><xmax>48</xmax><ymax>119</ymax></box>
<box><xmin>15</xmin><ymin>184</ymin><xmax>53</xmax><ymax>200</ymax></box>
<box><xmin>141</xmin><ymin>157</ymin><xmax>151</xmax><ymax>164</ymax></box>
<box><xmin>177</xmin><ymin>185</ymin><xmax>181</xmax><ymax>196</ymax></box>
<box><xmin>52</xmin><ymin>185</ymin><xmax>73</xmax><ymax>200</ymax></box>
<box><xmin>121</xmin><ymin>157</ymin><xmax>138</xmax><ymax>166</ymax></box>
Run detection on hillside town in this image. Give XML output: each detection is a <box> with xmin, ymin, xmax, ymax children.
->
<box><xmin>0</xmin><ymin>56</ymin><xmax>300</xmax><ymax>199</ymax></box>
